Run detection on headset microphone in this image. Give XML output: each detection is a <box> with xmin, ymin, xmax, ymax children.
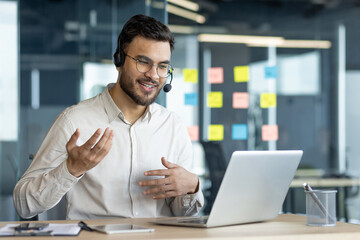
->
<box><xmin>163</xmin><ymin>70</ymin><xmax>173</xmax><ymax>93</ymax></box>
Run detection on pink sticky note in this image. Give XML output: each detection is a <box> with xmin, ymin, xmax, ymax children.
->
<box><xmin>262</xmin><ymin>125</ymin><xmax>279</xmax><ymax>141</ymax></box>
<box><xmin>233</xmin><ymin>92</ymin><xmax>249</xmax><ymax>109</ymax></box>
<box><xmin>187</xmin><ymin>126</ymin><xmax>199</xmax><ymax>141</ymax></box>
<box><xmin>208</xmin><ymin>67</ymin><xmax>224</xmax><ymax>84</ymax></box>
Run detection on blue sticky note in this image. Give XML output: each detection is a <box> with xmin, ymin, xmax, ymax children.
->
<box><xmin>184</xmin><ymin>93</ymin><xmax>198</xmax><ymax>106</ymax></box>
<box><xmin>232</xmin><ymin>124</ymin><xmax>248</xmax><ymax>140</ymax></box>
<box><xmin>265</xmin><ymin>66</ymin><xmax>278</xmax><ymax>79</ymax></box>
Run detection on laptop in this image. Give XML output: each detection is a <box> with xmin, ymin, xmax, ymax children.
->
<box><xmin>151</xmin><ymin>150</ymin><xmax>303</xmax><ymax>228</ymax></box>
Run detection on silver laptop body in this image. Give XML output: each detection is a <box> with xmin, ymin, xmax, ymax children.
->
<box><xmin>151</xmin><ymin>150</ymin><xmax>303</xmax><ymax>228</ymax></box>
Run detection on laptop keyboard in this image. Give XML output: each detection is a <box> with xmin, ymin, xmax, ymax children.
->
<box><xmin>178</xmin><ymin>218</ymin><xmax>208</xmax><ymax>224</ymax></box>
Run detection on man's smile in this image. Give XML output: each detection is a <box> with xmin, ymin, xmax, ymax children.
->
<box><xmin>137</xmin><ymin>79</ymin><xmax>159</xmax><ymax>92</ymax></box>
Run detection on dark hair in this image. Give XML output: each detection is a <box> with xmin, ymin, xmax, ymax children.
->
<box><xmin>113</xmin><ymin>14</ymin><xmax>174</xmax><ymax>67</ymax></box>
<box><xmin>120</xmin><ymin>14</ymin><xmax>174</xmax><ymax>51</ymax></box>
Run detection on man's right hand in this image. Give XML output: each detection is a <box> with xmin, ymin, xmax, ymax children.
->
<box><xmin>66</xmin><ymin>128</ymin><xmax>114</xmax><ymax>177</ymax></box>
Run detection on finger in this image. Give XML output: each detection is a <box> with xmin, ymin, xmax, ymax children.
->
<box><xmin>139</xmin><ymin>177</ymin><xmax>170</xmax><ymax>187</ymax></box>
<box><xmin>142</xmin><ymin>184</ymin><xmax>173</xmax><ymax>195</ymax></box>
<box><xmin>66</xmin><ymin>129</ymin><xmax>80</xmax><ymax>151</ymax></box>
<box><xmin>161</xmin><ymin>157</ymin><xmax>178</xmax><ymax>169</ymax></box>
<box><xmin>91</xmin><ymin>128</ymin><xmax>111</xmax><ymax>155</ymax></box>
<box><xmin>95</xmin><ymin>130</ymin><xmax>114</xmax><ymax>159</ymax></box>
<box><xmin>152</xmin><ymin>191</ymin><xmax>177</xmax><ymax>199</ymax></box>
<box><xmin>144</xmin><ymin>169</ymin><xmax>171</xmax><ymax>177</ymax></box>
<box><xmin>83</xmin><ymin>128</ymin><xmax>102</xmax><ymax>150</ymax></box>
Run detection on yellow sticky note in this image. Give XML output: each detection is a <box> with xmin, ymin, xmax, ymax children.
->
<box><xmin>183</xmin><ymin>69</ymin><xmax>198</xmax><ymax>83</ymax></box>
<box><xmin>208</xmin><ymin>125</ymin><xmax>224</xmax><ymax>141</ymax></box>
<box><xmin>207</xmin><ymin>92</ymin><xmax>223</xmax><ymax>108</ymax></box>
<box><xmin>260</xmin><ymin>93</ymin><xmax>277</xmax><ymax>108</ymax></box>
<box><xmin>262</xmin><ymin>125</ymin><xmax>279</xmax><ymax>141</ymax></box>
<box><xmin>234</xmin><ymin>66</ymin><xmax>249</xmax><ymax>82</ymax></box>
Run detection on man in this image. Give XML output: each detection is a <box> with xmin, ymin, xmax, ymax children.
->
<box><xmin>13</xmin><ymin>14</ymin><xmax>204</xmax><ymax>220</ymax></box>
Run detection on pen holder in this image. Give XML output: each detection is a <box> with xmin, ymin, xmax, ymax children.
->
<box><xmin>305</xmin><ymin>190</ymin><xmax>337</xmax><ymax>227</ymax></box>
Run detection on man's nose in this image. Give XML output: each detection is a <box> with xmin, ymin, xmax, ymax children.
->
<box><xmin>144</xmin><ymin>65</ymin><xmax>159</xmax><ymax>80</ymax></box>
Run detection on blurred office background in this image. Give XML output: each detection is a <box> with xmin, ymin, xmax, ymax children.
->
<box><xmin>1</xmin><ymin>0</ymin><xmax>360</xmax><ymax>221</ymax></box>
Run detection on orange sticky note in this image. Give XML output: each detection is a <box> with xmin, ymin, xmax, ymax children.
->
<box><xmin>208</xmin><ymin>67</ymin><xmax>224</xmax><ymax>84</ymax></box>
<box><xmin>233</xmin><ymin>92</ymin><xmax>249</xmax><ymax>109</ymax></box>
<box><xmin>234</xmin><ymin>66</ymin><xmax>249</xmax><ymax>82</ymax></box>
<box><xmin>208</xmin><ymin>125</ymin><xmax>224</xmax><ymax>141</ymax></box>
<box><xmin>262</xmin><ymin>125</ymin><xmax>278</xmax><ymax>141</ymax></box>
<box><xmin>187</xmin><ymin>126</ymin><xmax>199</xmax><ymax>141</ymax></box>
<box><xmin>183</xmin><ymin>69</ymin><xmax>198</xmax><ymax>83</ymax></box>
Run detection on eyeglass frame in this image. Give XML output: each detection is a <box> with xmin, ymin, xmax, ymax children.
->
<box><xmin>124</xmin><ymin>53</ymin><xmax>173</xmax><ymax>78</ymax></box>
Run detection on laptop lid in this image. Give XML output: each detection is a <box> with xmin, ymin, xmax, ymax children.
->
<box><xmin>151</xmin><ymin>150</ymin><xmax>302</xmax><ymax>228</ymax></box>
<box><xmin>206</xmin><ymin>150</ymin><xmax>302</xmax><ymax>227</ymax></box>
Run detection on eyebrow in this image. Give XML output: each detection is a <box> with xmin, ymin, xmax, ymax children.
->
<box><xmin>136</xmin><ymin>55</ymin><xmax>170</xmax><ymax>64</ymax></box>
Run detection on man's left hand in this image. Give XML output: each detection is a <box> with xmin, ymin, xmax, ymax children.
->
<box><xmin>139</xmin><ymin>157</ymin><xmax>199</xmax><ymax>199</ymax></box>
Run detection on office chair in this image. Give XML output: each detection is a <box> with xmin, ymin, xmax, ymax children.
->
<box><xmin>200</xmin><ymin>141</ymin><xmax>228</xmax><ymax>215</ymax></box>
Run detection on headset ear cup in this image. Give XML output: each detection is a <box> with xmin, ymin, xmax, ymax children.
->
<box><xmin>113</xmin><ymin>50</ymin><xmax>120</xmax><ymax>67</ymax></box>
<box><xmin>119</xmin><ymin>49</ymin><xmax>125</xmax><ymax>66</ymax></box>
<box><xmin>113</xmin><ymin>48</ymin><xmax>125</xmax><ymax>67</ymax></box>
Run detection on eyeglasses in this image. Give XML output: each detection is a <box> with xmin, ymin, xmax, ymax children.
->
<box><xmin>125</xmin><ymin>54</ymin><xmax>173</xmax><ymax>78</ymax></box>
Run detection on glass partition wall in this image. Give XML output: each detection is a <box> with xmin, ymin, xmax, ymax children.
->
<box><xmin>0</xmin><ymin>0</ymin><xmax>167</xmax><ymax>221</ymax></box>
<box><xmin>167</xmin><ymin>1</ymin><xmax>360</xmax><ymax>221</ymax></box>
<box><xmin>2</xmin><ymin>0</ymin><xmax>360</xmax><ymax>222</ymax></box>
<box><xmin>0</xmin><ymin>0</ymin><xmax>19</xmax><ymax>221</ymax></box>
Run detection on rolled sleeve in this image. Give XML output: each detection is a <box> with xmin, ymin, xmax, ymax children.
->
<box><xmin>13</xmin><ymin>160</ymin><xmax>81</xmax><ymax>219</ymax></box>
<box><xmin>169</xmin><ymin>182</ymin><xmax>204</xmax><ymax>216</ymax></box>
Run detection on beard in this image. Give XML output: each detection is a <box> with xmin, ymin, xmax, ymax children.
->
<box><xmin>119</xmin><ymin>71</ymin><xmax>162</xmax><ymax>106</ymax></box>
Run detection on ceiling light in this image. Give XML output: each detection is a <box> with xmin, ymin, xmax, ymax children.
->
<box><xmin>198</xmin><ymin>34</ymin><xmax>331</xmax><ymax>49</ymax></box>
<box><xmin>167</xmin><ymin>4</ymin><xmax>206</xmax><ymax>24</ymax></box>
<box><xmin>198</xmin><ymin>34</ymin><xmax>285</xmax><ymax>45</ymax></box>
<box><xmin>167</xmin><ymin>0</ymin><xmax>199</xmax><ymax>12</ymax></box>
<box><xmin>168</xmin><ymin>25</ymin><xmax>196</xmax><ymax>34</ymax></box>
<box><xmin>278</xmin><ymin>40</ymin><xmax>331</xmax><ymax>49</ymax></box>
<box><xmin>248</xmin><ymin>39</ymin><xmax>332</xmax><ymax>49</ymax></box>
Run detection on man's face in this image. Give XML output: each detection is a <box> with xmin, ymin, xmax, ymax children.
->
<box><xmin>118</xmin><ymin>36</ymin><xmax>171</xmax><ymax>106</ymax></box>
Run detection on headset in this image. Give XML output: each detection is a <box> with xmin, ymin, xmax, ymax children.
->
<box><xmin>113</xmin><ymin>48</ymin><xmax>173</xmax><ymax>93</ymax></box>
<box><xmin>113</xmin><ymin>47</ymin><xmax>125</xmax><ymax>68</ymax></box>
<box><xmin>163</xmin><ymin>68</ymin><xmax>173</xmax><ymax>93</ymax></box>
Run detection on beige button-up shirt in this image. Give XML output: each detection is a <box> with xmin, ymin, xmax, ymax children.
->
<box><xmin>13</xmin><ymin>83</ymin><xmax>204</xmax><ymax>219</ymax></box>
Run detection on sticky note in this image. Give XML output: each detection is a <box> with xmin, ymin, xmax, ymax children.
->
<box><xmin>262</xmin><ymin>125</ymin><xmax>278</xmax><ymax>141</ymax></box>
<box><xmin>234</xmin><ymin>66</ymin><xmax>249</xmax><ymax>82</ymax></box>
<box><xmin>207</xmin><ymin>92</ymin><xmax>223</xmax><ymax>108</ymax></box>
<box><xmin>184</xmin><ymin>93</ymin><xmax>198</xmax><ymax>106</ymax></box>
<box><xmin>265</xmin><ymin>66</ymin><xmax>278</xmax><ymax>79</ymax></box>
<box><xmin>233</xmin><ymin>92</ymin><xmax>249</xmax><ymax>109</ymax></box>
<box><xmin>183</xmin><ymin>69</ymin><xmax>198</xmax><ymax>83</ymax></box>
<box><xmin>208</xmin><ymin>67</ymin><xmax>224</xmax><ymax>84</ymax></box>
<box><xmin>232</xmin><ymin>124</ymin><xmax>248</xmax><ymax>140</ymax></box>
<box><xmin>208</xmin><ymin>125</ymin><xmax>224</xmax><ymax>141</ymax></box>
<box><xmin>187</xmin><ymin>126</ymin><xmax>199</xmax><ymax>141</ymax></box>
<box><xmin>260</xmin><ymin>93</ymin><xmax>277</xmax><ymax>108</ymax></box>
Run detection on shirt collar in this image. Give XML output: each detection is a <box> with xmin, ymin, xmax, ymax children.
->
<box><xmin>141</xmin><ymin>104</ymin><xmax>154</xmax><ymax>123</ymax></box>
<box><xmin>101</xmin><ymin>83</ymin><xmax>122</xmax><ymax>123</ymax></box>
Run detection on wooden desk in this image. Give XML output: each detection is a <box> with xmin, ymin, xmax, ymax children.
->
<box><xmin>1</xmin><ymin>214</ymin><xmax>360</xmax><ymax>239</ymax></box>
